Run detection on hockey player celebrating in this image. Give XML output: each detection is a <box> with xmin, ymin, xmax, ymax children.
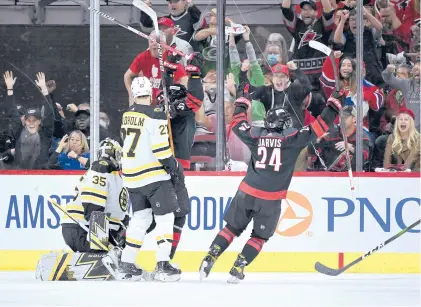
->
<box><xmin>61</xmin><ymin>138</ymin><xmax>129</xmax><ymax>253</ymax></box>
<box><xmin>103</xmin><ymin>76</ymin><xmax>184</xmax><ymax>282</ymax></box>
<box><xmin>199</xmin><ymin>87</ymin><xmax>346</xmax><ymax>283</ymax></box>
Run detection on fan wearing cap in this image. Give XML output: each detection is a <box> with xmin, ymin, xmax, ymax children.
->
<box><xmin>2</xmin><ymin>71</ymin><xmax>60</xmax><ymax>170</ymax></box>
<box><xmin>383</xmin><ymin>108</ymin><xmax>420</xmax><ymax>171</ymax></box>
<box><xmin>252</xmin><ymin>61</ymin><xmax>312</xmax><ymax>129</ymax></box>
<box><xmin>307</xmin><ymin>106</ymin><xmax>370</xmax><ymax>171</ymax></box>
<box><xmin>158</xmin><ymin>17</ymin><xmax>193</xmax><ymax>67</ymax></box>
<box><xmin>281</xmin><ymin>0</ymin><xmax>334</xmax><ymax>91</ymax></box>
<box><xmin>140</xmin><ymin>0</ymin><xmax>206</xmax><ymax>52</ymax></box>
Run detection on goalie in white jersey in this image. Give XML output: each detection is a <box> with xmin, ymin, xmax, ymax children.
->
<box><xmin>61</xmin><ymin>138</ymin><xmax>129</xmax><ymax>253</ymax></box>
<box><xmin>103</xmin><ymin>76</ymin><xmax>184</xmax><ymax>282</ymax></box>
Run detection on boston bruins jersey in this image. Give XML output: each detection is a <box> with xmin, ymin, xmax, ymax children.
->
<box><xmin>61</xmin><ymin>160</ymin><xmax>129</xmax><ymax>231</ymax></box>
<box><xmin>121</xmin><ymin>104</ymin><xmax>173</xmax><ymax>189</ymax></box>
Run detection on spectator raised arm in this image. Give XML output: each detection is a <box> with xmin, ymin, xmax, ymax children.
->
<box><xmin>382</xmin><ymin>63</ymin><xmax>420</xmax><ymax>130</ymax></box>
<box><xmin>3</xmin><ymin>72</ymin><xmax>59</xmax><ymax>170</ymax></box>
<box><xmin>229</xmin><ymin>28</ymin><xmax>265</xmax><ymax>88</ymax></box>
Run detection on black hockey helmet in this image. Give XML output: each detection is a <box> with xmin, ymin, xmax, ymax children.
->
<box><xmin>168</xmin><ymin>84</ymin><xmax>188</xmax><ymax>102</ymax></box>
<box><xmin>264</xmin><ymin>106</ymin><xmax>292</xmax><ymax>132</ymax></box>
<box><xmin>97</xmin><ymin>138</ymin><xmax>122</xmax><ymax>169</ymax></box>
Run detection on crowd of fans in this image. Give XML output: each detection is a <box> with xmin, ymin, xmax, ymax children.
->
<box><xmin>0</xmin><ymin>0</ymin><xmax>419</xmax><ymax>172</ymax></box>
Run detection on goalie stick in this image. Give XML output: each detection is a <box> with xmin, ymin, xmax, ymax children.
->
<box><xmin>315</xmin><ymin>219</ymin><xmax>420</xmax><ymax>276</ymax></box>
<box><xmin>48</xmin><ymin>197</ymin><xmax>124</xmax><ymax>252</ymax></box>
<box><xmin>309</xmin><ymin>40</ymin><xmax>355</xmax><ymax>192</ymax></box>
<box><xmin>132</xmin><ymin>0</ymin><xmax>175</xmax><ymax>154</ymax></box>
<box><xmin>70</xmin><ymin>0</ymin><xmax>187</xmax><ymax>58</ymax></box>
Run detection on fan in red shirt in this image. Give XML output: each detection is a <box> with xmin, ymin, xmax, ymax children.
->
<box><xmin>124</xmin><ymin>30</ymin><xmax>188</xmax><ymax>105</ymax></box>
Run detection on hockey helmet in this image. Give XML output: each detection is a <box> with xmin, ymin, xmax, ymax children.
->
<box><xmin>168</xmin><ymin>84</ymin><xmax>188</xmax><ymax>102</ymax></box>
<box><xmin>131</xmin><ymin>76</ymin><xmax>152</xmax><ymax>98</ymax></box>
<box><xmin>264</xmin><ymin>106</ymin><xmax>292</xmax><ymax>132</ymax></box>
<box><xmin>97</xmin><ymin>138</ymin><xmax>122</xmax><ymax>169</ymax></box>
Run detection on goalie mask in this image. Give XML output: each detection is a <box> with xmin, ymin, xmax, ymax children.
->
<box><xmin>131</xmin><ymin>76</ymin><xmax>152</xmax><ymax>99</ymax></box>
<box><xmin>264</xmin><ymin>106</ymin><xmax>292</xmax><ymax>132</ymax></box>
<box><xmin>97</xmin><ymin>138</ymin><xmax>122</xmax><ymax>169</ymax></box>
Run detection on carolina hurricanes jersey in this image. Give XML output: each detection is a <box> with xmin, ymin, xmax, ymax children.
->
<box><xmin>230</xmin><ymin>101</ymin><xmax>338</xmax><ymax>200</ymax></box>
<box><xmin>121</xmin><ymin>104</ymin><xmax>172</xmax><ymax>189</ymax></box>
<box><xmin>61</xmin><ymin>160</ymin><xmax>129</xmax><ymax>231</ymax></box>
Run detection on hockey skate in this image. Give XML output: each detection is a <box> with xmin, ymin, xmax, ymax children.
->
<box><xmin>154</xmin><ymin>261</ymin><xmax>181</xmax><ymax>282</ymax></box>
<box><xmin>227</xmin><ymin>254</ymin><xmax>247</xmax><ymax>284</ymax></box>
<box><xmin>199</xmin><ymin>244</ymin><xmax>221</xmax><ymax>281</ymax></box>
<box><xmin>102</xmin><ymin>249</ymin><xmax>153</xmax><ymax>281</ymax></box>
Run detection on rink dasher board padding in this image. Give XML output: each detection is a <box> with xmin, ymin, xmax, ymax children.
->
<box><xmin>0</xmin><ymin>171</ymin><xmax>419</xmax><ymax>273</ymax></box>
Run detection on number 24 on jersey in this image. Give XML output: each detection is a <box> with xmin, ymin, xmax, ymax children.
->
<box><xmin>255</xmin><ymin>147</ymin><xmax>282</xmax><ymax>171</ymax></box>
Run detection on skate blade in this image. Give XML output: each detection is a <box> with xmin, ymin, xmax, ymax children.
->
<box><xmin>199</xmin><ymin>261</ymin><xmax>209</xmax><ymax>281</ymax></box>
<box><xmin>102</xmin><ymin>256</ymin><xmax>120</xmax><ymax>280</ymax></box>
<box><xmin>154</xmin><ymin>273</ymin><xmax>181</xmax><ymax>282</ymax></box>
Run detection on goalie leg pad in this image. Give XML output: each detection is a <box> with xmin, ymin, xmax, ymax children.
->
<box><xmin>36</xmin><ymin>252</ymin><xmax>112</xmax><ymax>281</ymax></box>
<box><xmin>154</xmin><ymin>212</ymin><xmax>175</xmax><ymax>262</ymax></box>
<box><xmin>89</xmin><ymin>211</ymin><xmax>110</xmax><ymax>251</ymax></box>
<box><xmin>62</xmin><ymin>224</ymin><xmax>90</xmax><ymax>252</ymax></box>
<box><xmin>121</xmin><ymin>208</ymin><xmax>153</xmax><ymax>264</ymax></box>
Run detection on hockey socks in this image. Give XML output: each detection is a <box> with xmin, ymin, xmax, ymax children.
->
<box><xmin>170</xmin><ymin>216</ymin><xmax>186</xmax><ymax>259</ymax></box>
<box><xmin>210</xmin><ymin>226</ymin><xmax>237</xmax><ymax>256</ymax></box>
<box><xmin>240</xmin><ymin>237</ymin><xmax>265</xmax><ymax>264</ymax></box>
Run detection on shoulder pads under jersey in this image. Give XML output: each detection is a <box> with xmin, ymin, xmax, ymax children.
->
<box><xmin>250</xmin><ymin>126</ymin><xmax>264</xmax><ymax>138</ymax></box>
<box><xmin>90</xmin><ymin>160</ymin><xmax>111</xmax><ymax>174</ymax></box>
<box><xmin>130</xmin><ymin>104</ymin><xmax>167</xmax><ymax>121</ymax></box>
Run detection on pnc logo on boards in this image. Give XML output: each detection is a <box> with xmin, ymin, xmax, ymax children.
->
<box><xmin>275</xmin><ymin>191</ymin><xmax>313</xmax><ymax>237</ymax></box>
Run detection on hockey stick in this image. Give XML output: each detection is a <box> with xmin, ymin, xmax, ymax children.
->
<box><xmin>48</xmin><ymin>197</ymin><xmax>114</xmax><ymax>252</ymax></box>
<box><xmin>70</xmin><ymin>0</ymin><xmax>187</xmax><ymax>58</ymax></box>
<box><xmin>315</xmin><ymin>219</ymin><xmax>421</xmax><ymax>276</ymax></box>
<box><xmin>309</xmin><ymin>40</ymin><xmax>355</xmax><ymax>191</ymax></box>
<box><xmin>132</xmin><ymin>0</ymin><xmax>175</xmax><ymax>154</ymax></box>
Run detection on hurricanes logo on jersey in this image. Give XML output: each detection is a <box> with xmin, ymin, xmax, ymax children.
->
<box><xmin>119</xmin><ymin>188</ymin><xmax>129</xmax><ymax>212</ymax></box>
<box><xmin>297</xmin><ymin>30</ymin><xmax>322</xmax><ymax>49</ymax></box>
<box><xmin>173</xmin><ymin>25</ymin><xmax>188</xmax><ymax>38</ymax></box>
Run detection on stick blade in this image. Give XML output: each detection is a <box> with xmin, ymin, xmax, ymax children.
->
<box><xmin>309</xmin><ymin>40</ymin><xmax>332</xmax><ymax>56</ymax></box>
<box><xmin>314</xmin><ymin>262</ymin><xmax>342</xmax><ymax>276</ymax></box>
<box><xmin>133</xmin><ymin>0</ymin><xmax>157</xmax><ymax>20</ymax></box>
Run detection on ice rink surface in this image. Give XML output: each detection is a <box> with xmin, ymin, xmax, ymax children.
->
<box><xmin>0</xmin><ymin>272</ymin><xmax>419</xmax><ymax>307</ymax></box>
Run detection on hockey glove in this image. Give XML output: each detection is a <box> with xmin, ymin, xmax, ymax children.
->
<box><xmin>185</xmin><ymin>52</ymin><xmax>204</xmax><ymax>76</ymax></box>
<box><xmin>234</xmin><ymin>97</ymin><xmax>251</xmax><ymax>110</ymax></box>
<box><xmin>171</xmin><ymin>160</ymin><xmax>185</xmax><ymax>182</ymax></box>
<box><xmin>156</xmin><ymin>90</ymin><xmax>165</xmax><ymax>106</ymax></box>
<box><xmin>169</xmin><ymin>98</ymin><xmax>188</xmax><ymax>118</ymax></box>
<box><xmin>168</xmin><ymin>84</ymin><xmax>188</xmax><ymax>101</ymax></box>
<box><xmin>327</xmin><ymin>90</ymin><xmax>345</xmax><ymax>113</ymax></box>
<box><xmin>164</xmin><ymin>44</ymin><xmax>180</xmax><ymax>74</ymax></box>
